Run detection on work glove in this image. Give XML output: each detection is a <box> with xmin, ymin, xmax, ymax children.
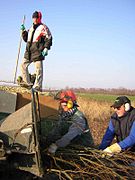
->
<box><xmin>102</xmin><ymin>143</ymin><xmax>121</xmax><ymax>158</ymax></box>
<box><xmin>17</xmin><ymin>76</ymin><xmax>23</xmax><ymax>85</ymax></box>
<box><xmin>41</xmin><ymin>48</ymin><xmax>48</xmax><ymax>57</ymax></box>
<box><xmin>48</xmin><ymin>143</ymin><xmax>58</xmax><ymax>154</ymax></box>
<box><xmin>21</xmin><ymin>24</ymin><xmax>25</xmax><ymax>31</ymax></box>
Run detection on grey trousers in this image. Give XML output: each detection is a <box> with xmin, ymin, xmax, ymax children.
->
<box><xmin>21</xmin><ymin>58</ymin><xmax>43</xmax><ymax>88</ymax></box>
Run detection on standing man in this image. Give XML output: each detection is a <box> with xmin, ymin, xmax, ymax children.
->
<box><xmin>47</xmin><ymin>90</ymin><xmax>94</xmax><ymax>154</ymax></box>
<box><xmin>20</xmin><ymin>11</ymin><xmax>52</xmax><ymax>91</ymax></box>
<box><xmin>99</xmin><ymin>96</ymin><xmax>135</xmax><ymax>156</ymax></box>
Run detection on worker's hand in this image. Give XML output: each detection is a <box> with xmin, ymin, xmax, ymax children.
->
<box><xmin>42</xmin><ymin>48</ymin><xmax>48</xmax><ymax>57</ymax></box>
<box><xmin>101</xmin><ymin>148</ymin><xmax>113</xmax><ymax>158</ymax></box>
<box><xmin>101</xmin><ymin>143</ymin><xmax>121</xmax><ymax>158</ymax></box>
<box><xmin>48</xmin><ymin>143</ymin><xmax>58</xmax><ymax>154</ymax></box>
<box><xmin>17</xmin><ymin>76</ymin><xmax>23</xmax><ymax>85</ymax></box>
<box><xmin>21</xmin><ymin>24</ymin><xmax>25</xmax><ymax>31</ymax></box>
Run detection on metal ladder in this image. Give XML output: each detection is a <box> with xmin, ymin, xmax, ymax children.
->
<box><xmin>31</xmin><ymin>88</ymin><xmax>44</xmax><ymax>177</ymax></box>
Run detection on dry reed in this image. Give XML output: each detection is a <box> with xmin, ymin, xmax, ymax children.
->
<box><xmin>45</xmin><ymin>146</ymin><xmax>135</xmax><ymax>180</ymax></box>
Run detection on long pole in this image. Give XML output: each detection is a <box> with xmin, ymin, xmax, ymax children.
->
<box><xmin>13</xmin><ymin>15</ymin><xmax>26</xmax><ymax>84</ymax></box>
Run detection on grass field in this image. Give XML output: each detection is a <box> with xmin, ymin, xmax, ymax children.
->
<box><xmin>78</xmin><ymin>92</ymin><xmax>135</xmax><ymax>102</ymax></box>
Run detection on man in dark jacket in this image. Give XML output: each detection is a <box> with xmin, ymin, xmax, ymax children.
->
<box><xmin>47</xmin><ymin>90</ymin><xmax>94</xmax><ymax>154</ymax></box>
<box><xmin>20</xmin><ymin>11</ymin><xmax>52</xmax><ymax>91</ymax></box>
<box><xmin>99</xmin><ymin>96</ymin><xmax>135</xmax><ymax>156</ymax></box>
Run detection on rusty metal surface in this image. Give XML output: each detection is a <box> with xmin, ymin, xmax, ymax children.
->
<box><xmin>0</xmin><ymin>90</ymin><xmax>17</xmax><ymax>113</ymax></box>
<box><xmin>0</xmin><ymin>103</ymin><xmax>32</xmax><ymax>132</ymax></box>
<box><xmin>16</xmin><ymin>93</ymin><xmax>59</xmax><ymax>119</ymax></box>
<box><xmin>0</xmin><ymin>103</ymin><xmax>34</xmax><ymax>152</ymax></box>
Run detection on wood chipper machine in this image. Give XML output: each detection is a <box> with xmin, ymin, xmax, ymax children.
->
<box><xmin>0</xmin><ymin>88</ymin><xmax>59</xmax><ymax>178</ymax></box>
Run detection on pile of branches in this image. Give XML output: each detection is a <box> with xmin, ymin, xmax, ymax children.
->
<box><xmin>45</xmin><ymin>146</ymin><xmax>135</xmax><ymax>180</ymax></box>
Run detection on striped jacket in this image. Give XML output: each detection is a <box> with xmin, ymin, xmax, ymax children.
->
<box><xmin>22</xmin><ymin>23</ymin><xmax>52</xmax><ymax>61</ymax></box>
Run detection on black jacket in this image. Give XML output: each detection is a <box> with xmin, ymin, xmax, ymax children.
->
<box><xmin>111</xmin><ymin>107</ymin><xmax>135</xmax><ymax>151</ymax></box>
<box><xmin>22</xmin><ymin>23</ymin><xmax>52</xmax><ymax>62</ymax></box>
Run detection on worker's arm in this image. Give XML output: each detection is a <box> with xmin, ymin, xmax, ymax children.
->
<box><xmin>118</xmin><ymin>121</ymin><xmax>135</xmax><ymax>150</ymax></box>
<box><xmin>20</xmin><ymin>24</ymin><xmax>28</xmax><ymax>42</ymax></box>
<box><xmin>99</xmin><ymin>120</ymin><xmax>115</xmax><ymax>150</ymax></box>
<box><xmin>22</xmin><ymin>30</ymin><xmax>28</xmax><ymax>42</ymax></box>
<box><xmin>55</xmin><ymin>115</ymin><xmax>86</xmax><ymax>147</ymax></box>
<box><xmin>43</xmin><ymin>24</ymin><xmax>52</xmax><ymax>50</ymax></box>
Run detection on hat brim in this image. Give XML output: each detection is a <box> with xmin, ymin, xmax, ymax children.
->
<box><xmin>110</xmin><ymin>103</ymin><xmax>122</xmax><ymax>108</ymax></box>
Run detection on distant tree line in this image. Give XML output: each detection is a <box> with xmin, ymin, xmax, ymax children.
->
<box><xmin>62</xmin><ymin>87</ymin><xmax>135</xmax><ymax>96</ymax></box>
<box><xmin>42</xmin><ymin>87</ymin><xmax>135</xmax><ymax>96</ymax></box>
<box><xmin>1</xmin><ymin>85</ymin><xmax>135</xmax><ymax>96</ymax></box>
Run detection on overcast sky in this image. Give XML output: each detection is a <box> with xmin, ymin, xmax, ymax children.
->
<box><xmin>0</xmin><ymin>0</ymin><xmax>135</xmax><ymax>89</ymax></box>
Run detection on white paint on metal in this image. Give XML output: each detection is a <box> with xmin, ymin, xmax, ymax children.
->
<box><xmin>21</xmin><ymin>127</ymin><xmax>32</xmax><ymax>134</ymax></box>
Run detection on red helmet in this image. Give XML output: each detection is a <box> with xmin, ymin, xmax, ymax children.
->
<box><xmin>60</xmin><ymin>90</ymin><xmax>77</xmax><ymax>103</ymax></box>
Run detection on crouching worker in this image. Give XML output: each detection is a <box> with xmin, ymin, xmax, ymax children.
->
<box><xmin>99</xmin><ymin>96</ymin><xmax>135</xmax><ymax>157</ymax></box>
<box><xmin>47</xmin><ymin>90</ymin><xmax>94</xmax><ymax>154</ymax></box>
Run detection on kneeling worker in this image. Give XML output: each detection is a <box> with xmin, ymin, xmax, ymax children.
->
<box><xmin>47</xmin><ymin>90</ymin><xmax>94</xmax><ymax>154</ymax></box>
<box><xmin>99</xmin><ymin>96</ymin><xmax>135</xmax><ymax>156</ymax></box>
